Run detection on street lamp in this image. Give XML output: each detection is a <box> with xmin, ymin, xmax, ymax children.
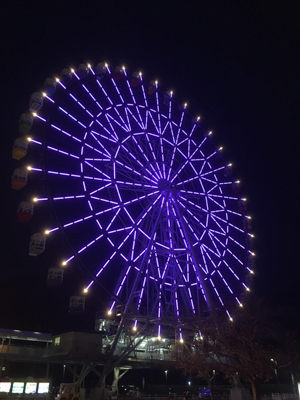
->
<box><xmin>62</xmin><ymin>364</ymin><xmax>66</xmax><ymax>382</ymax></box>
<box><xmin>165</xmin><ymin>370</ymin><xmax>168</xmax><ymax>385</ymax></box>
<box><xmin>271</xmin><ymin>359</ymin><xmax>278</xmax><ymax>382</ymax></box>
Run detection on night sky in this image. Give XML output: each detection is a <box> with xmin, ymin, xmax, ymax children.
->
<box><xmin>0</xmin><ymin>1</ymin><xmax>299</xmax><ymax>333</ymax></box>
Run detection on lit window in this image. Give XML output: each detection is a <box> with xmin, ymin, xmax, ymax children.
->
<box><xmin>54</xmin><ymin>337</ymin><xmax>60</xmax><ymax>346</ymax></box>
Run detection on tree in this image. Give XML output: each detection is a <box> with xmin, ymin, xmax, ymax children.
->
<box><xmin>177</xmin><ymin>296</ymin><xmax>278</xmax><ymax>400</ymax></box>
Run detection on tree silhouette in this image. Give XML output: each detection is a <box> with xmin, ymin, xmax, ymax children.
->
<box><xmin>178</xmin><ymin>296</ymin><xmax>279</xmax><ymax>400</ymax></box>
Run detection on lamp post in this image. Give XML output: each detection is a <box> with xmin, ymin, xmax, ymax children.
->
<box><xmin>165</xmin><ymin>370</ymin><xmax>168</xmax><ymax>386</ymax></box>
<box><xmin>271</xmin><ymin>359</ymin><xmax>278</xmax><ymax>383</ymax></box>
<box><xmin>62</xmin><ymin>364</ymin><xmax>66</xmax><ymax>382</ymax></box>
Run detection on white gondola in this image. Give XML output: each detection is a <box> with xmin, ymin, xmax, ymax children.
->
<box><xmin>69</xmin><ymin>296</ymin><xmax>85</xmax><ymax>314</ymax></box>
<box><xmin>28</xmin><ymin>233</ymin><xmax>46</xmax><ymax>256</ymax></box>
<box><xmin>47</xmin><ymin>267</ymin><xmax>64</xmax><ymax>288</ymax></box>
<box><xmin>29</xmin><ymin>92</ymin><xmax>43</xmax><ymax>112</ymax></box>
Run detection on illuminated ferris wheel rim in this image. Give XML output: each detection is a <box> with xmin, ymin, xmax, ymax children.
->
<box><xmin>22</xmin><ymin>62</ymin><xmax>254</xmax><ymax>323</ymax></box>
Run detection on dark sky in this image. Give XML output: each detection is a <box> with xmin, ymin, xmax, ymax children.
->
<box><xmin>0</xmin><ymin>1</ymin><xmax>299</xmax><ymax>333</ymax></box>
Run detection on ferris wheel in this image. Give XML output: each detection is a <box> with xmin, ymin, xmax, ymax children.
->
<box><xmin>12</xmin><ymin>62</ymin><xmax>255</xmax><ymax>338</ymax></box>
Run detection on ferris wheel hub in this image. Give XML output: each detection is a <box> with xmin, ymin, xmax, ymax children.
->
<box><xmin>157</xmin><ymin>179</ymin><xmax>171</xmax><ymax>193</ymax></box>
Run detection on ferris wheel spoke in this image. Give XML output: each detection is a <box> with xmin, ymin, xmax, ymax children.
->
<box><xmin>181</xmin><ymin>214</ymin><xmax>200</xmax><ymax>243</ymax></box>
<box><xmin>228</xmin><ymin>235</ymin><xmax>245</xmax><ymax>249</ymax></box>
<box><xmin>110</xmin><ymin>75</ymin><xmax>125</xmax><ymax>104</ymax></box>
<box><xmin>223</xmin><ymin>260</ymin><xmax>241</xmax><ymax>281</ymax></box>
<box><xmin>178</xmin><ymin>195</ymin><xmax>208</xmax><ymax>215</ymax></box>
<box><xmin>208</xmin><ymin>195</ymin><xmax>226</xmax><ymax>210</ymax></box>
<box><xmin>202</xmin><ymin>243</ymin><xmax>221</xmax><ymax>262</ymax></box>
<box><xmin>119</xmin><ymin>140</ymin><xmax>145</xmax><ymax>170</ymax></box>
<box><xmin>84</xmin><ymin>161</ymin><xmax>111</xmax><ymax>180</ymax></box>
<box><xmin>89</xmin><ymin>182</ymin><xmax>113</xmax><ymax>196</ymax></box>
<box><xmin>209</xmin><ymin>278</ymin><xmax>226</xmax><ymax>307</ymax></box>
<box><xmin>105</xmin><ymin>113</ymin><xmax>127</xmax><ymax>139</ymax></box>
<box><xmin>217</xmin><ymin>270</ymin><xmax>235</xmax><ymax>294</ymax></box>
<box><xmin>210</xmin><ymin>214</ymin><xmax>227</xmax><ymax>234</ymax></box>
<box><xmin>57</xmin><ymin>106</ymin><xmax>87</xmax><ymax>129</ymax></box>
<box><xmin>49</xmin><ymin>123</ymin><xmax>82</xmax><ymax>143</ymax></box>
<box><xmin>46</xmin><ymin>145</ymin><xmax>80</xmax><ymax>160</ymax></box>
<box><xmin>226</xmin><ymin>247</ymin><xmax>244</xmax><ymax>265</ymax></box>
<box><xmin>148</xmin><ymin>110</ymin><xmax>160</xmax><ymax>135</ymax></box>
<box><xmin>170</xmin><ymin>139</ymin><xmax>209</xmax><ymax>184</ymax></box>
<box><xmin>208</xmin><ymin>231</ymin><xmax>226</xmax><ymax>255</ymax></box>
<box><xmin>96</xmin><ymin>79</ymin><xmax>114</xmax><ymax>106</ymax></box>
<box><xmin>82</xmin><ymin>84</ymin><xmax>103</xmax><ymax>110</ymax></box>
<box><xmin>115</xmin><ymin>159</ymin><xmax>148</xmax><ymax>181</ymax></box>
<box><xmin>87</xmin><ymin>131</ymin><xmax>113</xmax><ymax>156</ymax></box>
<box><xmin>206</xmin><ymin>232</ymin><xmax>223</xmax><ymax>257</ymax></box>
<box><xmin>94</xmin><ymin>119</ymin><xmax>119</xmax><ymax>142</ymax></box>
<box><xmin>131</xmin><ymin>134</ymin><xmax>151</xmax><ymax>164</ymax></box>
<box><xmin>84</xmin><ymin>142</ymin><xmax>111</xmax><ymax>159</ymax></box>
<box><xmin>36</xmin><ymin>194</ymin><xmax>86</xmax><ymax>203</ymax></box>
<box><xmin>126</xmin><ymin>106</ymin><xmax>145</xmax><ymax>130</ymax></box>
<box><xmin>68</xmin><ymin>92</ymin><xmax>95</xmax><ymax>118</ymax></box>
<box><xmin>228</xmin><ymin>222</ymin><xmax>245</xmax><ymax>233</ymax></box>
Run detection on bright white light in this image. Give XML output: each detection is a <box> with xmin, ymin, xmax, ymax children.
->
<box><xmin>133</xmin><ymin>326</ymin><xmax>137</xmax><ymax>331</ymax></box>
<box><xmin>33</xmin><ymin>197</ymin><xmax>37</xmax><ymax>202</ymax></box>
<box><xmin>107</xmin><ymin>310</ymin><xmax>112</xmax><ymax>315</ymax></box>
<box><xmin>83</xmin><ymin>288</ymin><xmax>88</xmax><ymax>293</ymax></box>
<box><xmin>27</xmin><ymin>166</ymin><xmax>32</xmax><ymax>170</ymax></box>
<box><xmin>27</xmin><ymin>137</ymin><xmax>32</xmax><ymax>142</ymax></box>
<box><xmin>180</xmin><ymin>338</ymin><xmax>184</xmax><ymax>343</ymax></box>
<box><xmin>32</xmin><ymin>112</ymin><xmax>37</xmax><ymax>117</ymax></box>
<box><xmin>219</xmin><ymin>147</ymin><xmax>223</xmax><ymax>151</ymax></box>
<box><xmin>45</xmin><ymin>230</ymin><xmax>50</xmax><ymax>235</ymax></box>
<box><xmin>55</xmin><ymin>77</ymin><xmax>60</xmax><ymax>82</ymax></box>
<box><xmin>62</xmin><ymin>261</ymin><xmax>67</xmax><ymax>266</ymax></box>
<box><xmin>42</xmin><ymin>92</ymin><xmax>47</xmax><ymax>97</ymax></box>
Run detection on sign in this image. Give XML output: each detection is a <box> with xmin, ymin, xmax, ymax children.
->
<box><xmin>38</xmin><ymin>382</ymin><xmax>50</xmax><ymax>394</ymax></box>
<box><xmin>25</xmin><ymin>382</ymin><xmax>37</xmax><ymax>394</ymax></box>
<box><xmin>0</xmin><ymin>382</ymin><xmax>11</xmax><ymax>393</ymax></box>
<box><xmin>12</xmin><ymin>382</ymin><xmax>24</xmax><ymax>394</ymax></box>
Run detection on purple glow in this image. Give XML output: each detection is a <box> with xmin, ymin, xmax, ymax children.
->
<box><xmin>27</xmin><ymin>64</ymin><xmax>250</xmax><ymax>327</ymax></box>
